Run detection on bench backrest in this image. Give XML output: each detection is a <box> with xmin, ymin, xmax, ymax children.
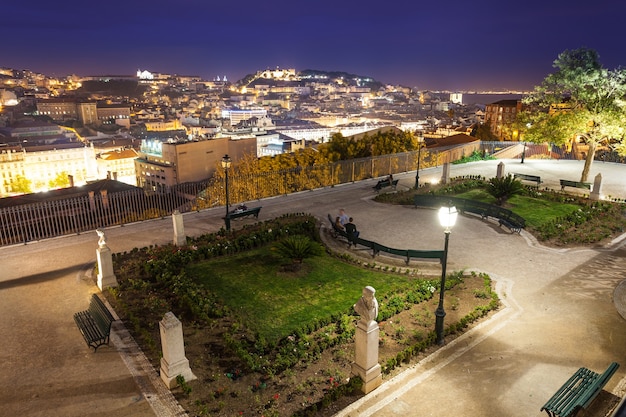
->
<box><xmin>542</xmin><ymin>362</ymin><xmax>620</xmax><ymax>417</ymax></box>
<box><xmin>89</xmin><ymin>294</ymin><xmax>115</xmax><ymax>333</ymax></box>
<box><xmin>514</xmin><ymin>173</ymin><xmax>540</xmax><ymax>180</ymax></box>
<box><xmin>327</xmin><ymin>214</ymin><xmax>348</xmax><ymax>236</ymax></box>
<box><xmin>580</xmin><ymin>362</ymin><xmax>620</xmax><ymax>409</ymax></box>
<box><xmin>414</xmin><ymin>195</ymin><xmax>526</xmax><ymax>228</ymax></box>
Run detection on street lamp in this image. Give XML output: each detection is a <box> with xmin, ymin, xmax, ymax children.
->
<box><xmin>221</xmin><ymin>154</ymin><xmax>232</xmax><ymax>231</ymax></box>
<box><xmin>415</xmin><ymin>130</ymin><xmax>424</xmax><ymax>189</ymax></box>
<box><xmin>435</xmin><ymin>205</ymin><xmax>457</xmax><ymax>345</ymax></box>
<box><xmin>521</xmin><ymin>123</ymin><xmax>530</xmax><ymax>164</ymax></box>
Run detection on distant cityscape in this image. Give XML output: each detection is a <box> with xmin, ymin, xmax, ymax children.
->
<box><xmin>0</xmin><ymin>66</ymin><xmax>528</xmax><ymax>197</ymax></box>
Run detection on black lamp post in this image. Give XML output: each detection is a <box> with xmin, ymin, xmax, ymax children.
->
<box><xmin>521</xmin><ymin>123</ymin><xmax>530</xmax><ymax>164</ymax></box>
<box><xmin>414</xmin><ymin>130</ymin><xmax>423</xmax><ymax>189</ymax></box>
<box><xmin>435</xmin><ymin>205</ymin><xmax>457</xmax><ymax>345</ymax></box>
<box><xmin>221</xmin><ymin>154</ymin><xmax>232</xmax><ymax>231</ymax></box>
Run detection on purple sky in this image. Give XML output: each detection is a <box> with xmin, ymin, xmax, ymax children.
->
<box><xmin>3</xmin><ymin>0</ymin><xmax>625</xmax><ymax>90</ymax></box>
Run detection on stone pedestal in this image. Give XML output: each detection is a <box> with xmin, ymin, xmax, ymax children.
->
<box><xmin>160</xmin><ymin>312</ymin><xmax>196</xmax><ymax>388</ymax></box>
<box><xmin>172</xmin><ymin>210</ymin><xmax>186</xmax><ymax>246</ymax></box>
<box><xmin>351</xmin><ymin>319</ymin><xmax>382</xmax><ymax>394</ymax></box>
<box><xmin>96</xmin><ymin>246</ymin><xmax>118</xmax><ymax>290</ymax></box>
<box><xmin>590</xmin><ymin>173</ymin><xmax>603</xmax><ymax>201</ymax></box>
<box><xmin>441</xmin><ymin>162</ymin><xmax>450</xmax><ymax>184</ymax></box>
<box><xmin>497</xmin><ymin>162</ymin><xmax>505</xmax><ymax>179</ymax></box>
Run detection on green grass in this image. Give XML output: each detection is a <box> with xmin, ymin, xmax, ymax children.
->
<box><xmin>454</xmin><ymin>189</ymin><xmax>580</xmax><ymax>228</ymax></box>
<box><xmin>186</xmin><ymin>247</ymin><xmax>417</xmax><ymax>342</ymax></box>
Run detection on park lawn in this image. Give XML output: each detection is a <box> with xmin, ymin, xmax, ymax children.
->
<box><xmin>454</xmin><ymin>189</ymin><xmax>580</xmax><ymax>228</ymax></box>
<box><xmin>186</xmin><ymin>246</ymin><xmax>419</xmax><ymax>342</ymax></box>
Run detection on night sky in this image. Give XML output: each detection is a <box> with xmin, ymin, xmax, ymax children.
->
<box><xmin>3</xmin><ymin>0</ymin><xmax>625</xmax><ymax>90</ymax></box>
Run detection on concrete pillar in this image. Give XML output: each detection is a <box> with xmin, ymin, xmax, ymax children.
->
<box><xmin>497</xmin><ymin>162</ymin><xmax>505</xmax><ymax>179</ymax></box>
<box><xmin>159</xmin><ymin>312</ymin><xmax>196</xmax><ymax>389</ymax></box>
<box><xmin>441</xmin><ymin>162</ymin><xmax>450</xmax><ymax>185</ymax></box>
<box><xmin>590</xmin><ymin>173</ymin><xmax>603</xmax><ymax>201</ymax></box>
<box><xmin>101</xmin><ymin>189</ymin><xmax>109</xmax><ymax>209</ymax></box>
<box><xmin>351</xmin><ymin>286</ymin><xmax>382</xmax><ymax>394</ymax></box>
<box><xmin>172</xmin><ymin>210</ymin><xmax>186</xmax><ymax>246</ymax></box>
<box><xmin>352</xmin><ymin>320</ymin><xmax>382</xmax><ymax>394</ymax></box>
<box><xmin>96</xmin><ymin>229</ymin><xmax>118</xmax><ymax>290</ymax></box>
<box><xmin>88</xmin><ymin>191</ymin><xmax>96</xmax><ymax>211</ymax></box>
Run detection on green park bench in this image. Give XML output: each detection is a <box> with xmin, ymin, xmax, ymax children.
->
<box><xmin>374</xmin><ymin>179</ymin><xmax>399</xmax><ymax>191</ymax></box>
<box><xmin>513</xmin><ymin>172</ymin><xmax>542</xmax><ymax>187</ymax></box>
<box><xmin>541</xmin><ymin>362</ymin><xmax>620</xmax><ymax>417</ymax></box>
<box><xmin>559</xmin><ymin>179</ymin><xmax>591</xmax><ymax>191</ymax></box>
<box><xmin>414</xmin><ymin>195</ymin><xmax>526</xmax><ymax>234</ymax></box>
<box><xmin>226</xmin><ymin>206</ymin><xmax>262</xmax><ymax>221</ymax></box>
<box><xmin>74</xmin><ymin>294</ymin><xmax>116</xmax><ymax>352</ymax></box>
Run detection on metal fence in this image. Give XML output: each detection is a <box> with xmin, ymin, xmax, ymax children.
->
<box><xmin>2</xmin><ymin>140</ymin><xmax>593</xmax><ymax>247</ymax></box>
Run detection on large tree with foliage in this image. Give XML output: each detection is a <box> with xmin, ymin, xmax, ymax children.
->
<box><xmin>521</xmin><ymin>47</ymin><xmax>626</xmax><ymax>182</ymax></box>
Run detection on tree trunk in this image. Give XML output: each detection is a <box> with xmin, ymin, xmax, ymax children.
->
<box><xmin>580</xmin><ymin>140</ymin><xmax>597</xmax><ymax>183</ymax></box>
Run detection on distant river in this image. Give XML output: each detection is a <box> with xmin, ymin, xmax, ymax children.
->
<box><xmin>462</xmin><ymin>93</ymin><xmax>524</xmax><ymax>106</ymax></box>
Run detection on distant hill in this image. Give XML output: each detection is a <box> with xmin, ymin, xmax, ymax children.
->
<box><xmin>236</xmin><ymin>69</ymin><xmax>384</xmax><ymax>90</ymax></box>
<box><xmin>298</xmin><ymin>69</ymin><xmax>383</xmax><ymax>89</ymax></box>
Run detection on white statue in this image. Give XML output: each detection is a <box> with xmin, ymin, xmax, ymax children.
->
<box><xmin>96</xmin><ymin>229</ymin><xmax>107</xmax><ymax>248</ymax></box>
<box><xmin>354</xmin><ymin>286</ymin><xmax>379</xmax><ymax>322</ymax></box>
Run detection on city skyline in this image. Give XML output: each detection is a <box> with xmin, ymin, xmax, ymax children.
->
<box><xmin>2</xmin><ymin>1</ymin><xmax>625</xmax><ymax>90</ymax></box>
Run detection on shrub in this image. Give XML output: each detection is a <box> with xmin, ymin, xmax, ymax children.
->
<box><xmin>272</xmin><ymin>234</ymin><xmax>323</xmax><ymax>263</ymax></box>
<box><xmin>486</xmin><ymin>174</ymin><xmax>524</xmax><ymax>205</ymax></box>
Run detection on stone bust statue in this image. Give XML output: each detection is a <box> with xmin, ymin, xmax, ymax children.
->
<box><xmin>96</xmin><ymin>229</ymin><xmax>107</xmax><ymax>248</ymax></box>
<box><xmin>354</xmin><ymin>286</ymin><xmax>379</xmax><ymax>322</ymax></box>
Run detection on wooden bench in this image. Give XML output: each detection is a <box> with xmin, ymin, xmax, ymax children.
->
<box><xmin>560</xmin><ymin>179</ymin><xmax>591</xmax><ymax>191</ymax></box>
<box><xmin>513</xmin><ymin>173</ymin><xmax>542</xmax><ymax>187</ymax></box>
<box><xmin>541</xmin><ymin>362</ymin><xmax>620</xmax><ymax>417</ymax></box>
<box><xmin>74</xmin><ymin>294</ymin><xmax>116</xmax><ymax>352</ymax></box>
<box><xmin>226</xmin><ymin>206</ymin><xmax>261</xmax><ymax>221</ymax></box>
<box><xmin>374</xmin><ymin>179</ymin><xmax>399</xmax><ymax>191</ymax></box>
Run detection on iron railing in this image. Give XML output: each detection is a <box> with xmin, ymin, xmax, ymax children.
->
<box><xmin>0</xmin><ymin>140</ymin><xmax>596</xmax><ymax>247</ymax></box>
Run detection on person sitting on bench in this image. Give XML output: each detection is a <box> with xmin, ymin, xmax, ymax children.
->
<box><xmin>233</xmin><ymin>204</ymin><xmax>248</xmax><ymax>213</ymax></box>
<box><xmin>374</xmin><ymin>174</ymin><xmax>393</xmax><ymax>190</ymax></box>
<box><xmin>334</xmin><ymin>216</ymin><xmax>344</xmax><ymax>231</ymax></box>
<box><xmin>344</xmin><ymin>217</ymin><xmax>360</xmax><ymax>245</ymax></box>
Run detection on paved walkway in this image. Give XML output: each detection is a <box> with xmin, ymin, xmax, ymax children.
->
<box><xmin>1</xmin><ymin>159</ymin><xmax>625</xmax><ymax>417</ymax></box>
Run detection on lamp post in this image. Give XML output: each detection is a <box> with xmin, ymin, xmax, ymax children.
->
<box><xmin>435</xmin><ymin>205</ymin><xmax>457</xmax><ymax>345</ymax></box>
<box><xmin>221</xmin><ymin>154</ymin><xmax>232</xmax><ymax>231</ymax></box>
<box><xmin>521</xmin><ymin>123</ymin><xmax>530</xmax><ymax>164</ymax></box>
<box><xmin>414</xmin><ymin>130</ymin><xmax>423</xmax><ymax>189</ymax></box>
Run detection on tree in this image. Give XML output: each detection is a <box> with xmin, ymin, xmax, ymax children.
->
<box><xmin>11</xmin><ymin>175</ymin><xmax>32</xmax><ymax>195</ymax></box>
<box><xmin>49</xmin><ymin>172</ymin><xmax>71</xmax><ymax>189</ymax></box>
<box><xmin>473</xmin><ymin>123</ymin><xmax>497</xmax><ymax>141</ymax></box>
<box><xmin>522</xmin><ymin>47</ymin><xmax>626</xmax><ymax>182</ymax></box>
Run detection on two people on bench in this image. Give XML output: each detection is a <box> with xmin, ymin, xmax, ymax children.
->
<box><xmin>232</xmin><ymin>204</ymin><xmax>248</xmax><ymax>214</ymax></box>
<box><xmin>374</xmin><ymin>174</ymin><xmax>393</xmax><ymax>190</ymax></box>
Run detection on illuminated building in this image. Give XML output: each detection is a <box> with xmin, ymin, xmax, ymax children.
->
<box><xmin>484</xmin><ymin>99</ymin><xmax>523</xmax><ymax>140</ymax></box>
<box><xmin>97</xmin><ymin>104</ymin><xmax>131</xmax><ymax>128</ymax></box>
<box><xmin>221</xmin><ymin>109</ymin><xmax>268</xmax><ymax>126</ymax></box>
<box><xmin>134</xmin><ymin>137</ymin><xmax>256</xmax><ymax>192</ymax></box>
<box><xmin>0</xmin><ymin>143</ymin><xmax>98</xmax><ymax>196</ymax></box>
<box><xmin>96</xmin><ymin>148</ymin><xmax>139</xmax><ymax>186</ymax></box>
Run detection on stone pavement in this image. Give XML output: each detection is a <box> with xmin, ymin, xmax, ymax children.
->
<box><xmin>1</xmin><ymin>159</ymin><xmax>625</xmax><ymax>417</ymax></box>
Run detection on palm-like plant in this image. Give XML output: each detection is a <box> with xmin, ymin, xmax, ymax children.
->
<box><xmin>486</xmin><ymin>174</ymin><xmax>524</xmax><ymax>205</ymax></box>
<box><xmin>273</xmin><ymin>235</ymin><xmax>323</xmax><ymax>265</ymax></box>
